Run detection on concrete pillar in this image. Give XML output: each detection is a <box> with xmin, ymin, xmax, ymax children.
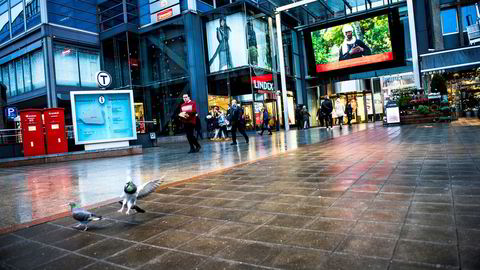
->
<box><xmin>407</xmin><ymin>0</ymin><xmax>421</xmax><ymax>90</ymax></box>
<box><xmin>43</xmin><ymin>36</ymin><xmax>57</xmax><ymax>108</ymax></box>
<box><xmin>429</xmin><ymin>0</ymin><xmax>444</xmax><ymax>50</ymax></box>
<box><xmin>184</xmin><ymin>13</ymin><xmax>208</xmax><ymax>132</ymax></box>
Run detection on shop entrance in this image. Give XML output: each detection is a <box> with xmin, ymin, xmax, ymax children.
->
<box><xmin>334</xmin><ymin>91</ymin><xmax>374</xmax><ymax>124</ymax></box>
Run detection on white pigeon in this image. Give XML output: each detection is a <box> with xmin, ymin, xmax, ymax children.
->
<box><xmin>118</xmin><ymin>177</ymin><xmax>164</xmax><ymax>215</ymax></box>
<box><xmin>69</xmin><ymin>202</ymin><xmax>102</xmax><ymax>231</ymax></box>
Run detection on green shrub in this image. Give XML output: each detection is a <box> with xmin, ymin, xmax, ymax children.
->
<box><xmin>417</xmin><ymin>105</ymin><xmax>430</xmax><ymax>114</ymax></box>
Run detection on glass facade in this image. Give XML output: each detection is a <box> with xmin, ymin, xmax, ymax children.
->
<box><xmin>25</xmin><ymin>0</ymin><xmax>41</xmax><ymax>29</ymax></box>
<box><xmin>141</xmin><ymin>20</ymin><xmax>188</xmax><ymax>84</ymax></box>
<box><xmin>10</xmin><ymin>0</ymin><xmax>24</xmax><ymax>37</ymax></box>
<box><xmin>0</xmin><ymin>0</ymin><xmax>9</xmax><ymax>44</ymax></box>
<box><xmin>0</xmin><ymin>49</ymin><xmax>45</xmax><ymax>98</ymax></box>
<box><xmin>53</xmin><ymin>45</ymin><xmax>100</xmax><ymax>87</ymax></box>
<box><xmin>441</xmin><ymin>9</ymin><xmax>458</xmax><ymax>35</ymax></box>
<box><xmin>47</xmin><ymin>0</ymin><xmax>97</xmax><ymax>32</ymax></box>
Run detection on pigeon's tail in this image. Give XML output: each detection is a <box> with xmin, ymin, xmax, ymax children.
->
<box><xmin>132</xmin><ymin>205</ymin><xmax>146</xmax><ymax>213</ymax></box>
<box><xmin>91</xmin><ymin>214</ymin><xmax>102</xmax><ymax>220</ymax></box>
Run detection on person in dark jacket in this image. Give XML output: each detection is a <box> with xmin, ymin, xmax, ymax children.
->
<box><xmin>259</xmin><ymin>107</ymin><xmax>272</xmax><ymax>136</ymax></box>
<box><xmin>321</xmin><ymin>95</ymin><xmax>333</xmax><ymax>130</ymax></box>
<box><xmin>316</xmin><ymin>104</ymin><xmax>325</xmax><ymax>127</ymax></box>
<box><xmin>228</xmin><ymin>100</ymin><xmax>249</xmax><ymax>145</ymax></box>
<box><xmin>195</xmin><ymin>114</ymin><xmax>203</xmax><ymax>140</ymax></box>
<box><xmin>346</xmin><ymin>102</ymin><xmax>353</xmax><ymax>126</ymax></box>
<box><xmin>295</xmin><ymin>105</ymin><xmax>303</xmax><ymax>130</ymax></box>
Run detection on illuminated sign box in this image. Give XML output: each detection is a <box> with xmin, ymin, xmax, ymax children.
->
<box><xmin>70</xmin><ymin>90</ymin><xmax>137</xmax><ymax>145</ymax></box>
<box><xmin>310</xmin><ymin>13</ymin><xmax>395</xmax><ymax>73</ymax></box>
<box><xmin>150</xmin><ymin>4</ymin><xmax>180</xmax><ymax>23</ymax></box>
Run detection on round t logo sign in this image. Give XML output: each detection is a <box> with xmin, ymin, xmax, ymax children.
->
<box><xmin>96</xmin><ymin>71</ymin><xmax>112</xmax><ymax>88</ymax></box>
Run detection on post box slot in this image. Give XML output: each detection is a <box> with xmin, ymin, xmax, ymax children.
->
<box><xmin>28</xmin><ymin>126</ymin><xmax>37</xmax><ymax>131</ymax></box>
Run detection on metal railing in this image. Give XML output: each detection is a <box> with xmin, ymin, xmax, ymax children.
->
<box><xmin>0</xmin><ymin>128</ymin><xmax>22</xmax><ymax>144</ymax></box>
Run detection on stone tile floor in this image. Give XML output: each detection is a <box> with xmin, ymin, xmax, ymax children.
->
<box><xmin>0</xmin><ymin>122</ymin><xmax>376</xmax><ymax>229</ymax></box>
<box><xmin>1</xmin><ymin>122</ymin><xmax>480</xmax><ymax>269</ymax></box>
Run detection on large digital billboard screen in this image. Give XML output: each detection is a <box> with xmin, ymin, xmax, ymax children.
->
<box><xmin>310</xmin><ymin>14</ymin><xmax>393</xmax><ymax>73</ymax></box>
<box><xmin>70</xmin><ymin>90</ymin><xmax>137</xmax><ymax>145</ymax></box>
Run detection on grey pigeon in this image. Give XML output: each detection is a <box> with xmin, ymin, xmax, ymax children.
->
<box><xmin>118</xmin><ymin>177</ymin><xmax>164</xmax><ymax>215</ymax></box>
<box><xmin>69</xmin><ymin>202</ymin><xmax>102</xmax><ymax>231</ymax></box>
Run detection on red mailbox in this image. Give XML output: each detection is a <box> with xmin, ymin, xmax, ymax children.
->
<box><xmin>43</xmin><ymin>108</ymin><xmax>68</xmax><ymax>154</ymax></box>
<box><xmin>20</xmin><ymin>109</ymin><xmax>46</xmax><ymax>157</ymax></box>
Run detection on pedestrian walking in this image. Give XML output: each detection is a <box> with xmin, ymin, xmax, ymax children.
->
<box><xmin>179</xmin><ymin>93</ymin><xmax>201</xmax><ymax>153</ymax></box>
<box><xmin>335</xmin><ymin>97</ymin><xmax>345</xmax><ymax>129</ymax></box>
<box><xmin>259</xmin><ymin>107</ymin><xmax>272</xmax><ymax>136</ymax></box>
<box><xmin>346</xmin><ymin>102</ymin><xmax>353</xmax><ymax>126</ymax></box>
<box><xmin>302</xmin><ymin>105</ymin><xmax>311</xmax><ymax>129</ymax></box>
<box><xmin>316</xmin><ymin>103</ymin><xmax>324</xmax><ymax>127</ymax></box>
<box><xmin>195</xmin><ymin>114</ymin><xmax>203</xmax><ymax>140</ymax></box>
<box><xmin>228</xmin><ymin>100</ymin><xmax>249</xmax><ymax>145</ymax></box>
<box><xmin>321</xmin><ymin>95</ymin><xmax>333</xmax><ymax>130</ymax></box>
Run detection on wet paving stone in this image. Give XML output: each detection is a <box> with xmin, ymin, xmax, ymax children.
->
<box><xmin>393</xmin><ymin>240</ymin><xmax>459</xmax><ymax>267</ymax></box>
<box><xmin>32</xmin><ymin>254</ymin><xmax>95</xmax><ymax>270</ymax></box>
<box><xmin>336</xmin><ymin>235</ymin><xmax>397</xmax><ymax>258</ymax></box>
<box><xmin>77</xmin><ymin>238</ymin><xmax>135</xmax><ymax>259</ymax></box>
<box><xmin>105</xmin><ymin>243</ymin><xmax>168</xmax><ymax>268</ymax></box>
<box><xmin>139</xmin><ymin>251</ymin><xmax>206</xmax><ymax>270</ymax></box>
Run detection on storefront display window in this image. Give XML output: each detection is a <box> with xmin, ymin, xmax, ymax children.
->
<box><xmin>54</xmin><ymin>45</ymin><xmax>100</xmax><ymax>87</ymax></box>
<box><xmin>135</xmin><ymin>103</ymin><xmax>146</xmax><ymax>133</ymax></box>
<box><xmin>31</xmin><ymin>50</ymin><xmax>45</xmax><ymax>89</ymax></box>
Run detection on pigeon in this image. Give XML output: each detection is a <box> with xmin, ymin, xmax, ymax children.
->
<box><xmin>118</xmin><ymin>177</ymin><xmax>164</xmax><ymax>215</ymax></box>
<box><xmin>69</xmin><ymin>202</ymin><xmax>102</xmax><ymax>231</ymax></box>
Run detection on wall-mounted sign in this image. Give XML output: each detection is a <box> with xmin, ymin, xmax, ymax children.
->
<box><xmin>150</xmin><ymin>0</ymin><xmax>179</xmax><ymax>13</ymax></box>
<box><xmin>70</xmin><ymin>90</ymin><xmax>137</xmax><ymax>145</ymax></box>
<box><xmin>4</xmin><ymin>107</ymin><xmax>18</xmax><ymax>120</ymax></box>
<box><xmin>252</xmin><ymin>74</ymin><xmax>274</xmax><ymax>92</ymax></box>
<box><xmin>96</xmin><ymin>71</ymin><xmax>112</xmax><ymax>88</ymax></box>
<box><xmin>150</xmin><ymin>4</ymin><xmax>180</xmax><ymax>24</ymax></box>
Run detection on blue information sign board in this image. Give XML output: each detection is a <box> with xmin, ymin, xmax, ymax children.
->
<box><xmin>70</xmin><ymin>90</ymin><xmax>137</xmax><ymax>145</ymax></box>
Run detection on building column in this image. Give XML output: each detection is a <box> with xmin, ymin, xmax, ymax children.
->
<box><xmin>429</xmin><ymin>0</ymin><xmax>444</xmax><ymax>50</ymax></box>
<box><xmin>184</xmin><ymin>12</ymin><xmax>208</xmax><ymax>131</ymax></box>
<box><xmin>407</xmin><ymin>0</ymin><xmax>421</xmax><ymax>90</ymax></box>
<box><xmin>276</xmin><ymin>12</ymin><xmax>290</xmax><ymax>131</ymax></box>
<box><xmin>43</xmin><ymin>36</ymin><xmax>57</xmax><ymax>108</ymax></box>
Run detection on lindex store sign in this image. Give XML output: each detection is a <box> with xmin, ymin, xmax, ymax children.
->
<box><xmin>252</xmin><ymin>74</ymin><xmax>275</xmax><ymax>94</ymax></box>
<box><xmin>150</xmin><ymin>0</ymin><xmax>180</xmax><ymax>23</ymax></box>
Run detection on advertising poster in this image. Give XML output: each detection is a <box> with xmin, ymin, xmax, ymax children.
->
<box><xmin>248</xmin><ymin>18</ymin><xmax>272</xmax><ymax>70</ymax></box>
<box><xmin>70</xmin><ymin>90</ymin><xmax>137</xmax><ymax>145</ymax></box>
<box><xmin>311</xmin><ymin>14</ymin><xmax>393</xmax><ymax>72</ymax></box>
<box><xmin>206</xmin><ymin>13</ymin><xmax>248</xmax><ymax>73</ymax></box>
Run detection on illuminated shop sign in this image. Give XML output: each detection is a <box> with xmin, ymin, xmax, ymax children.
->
<box><xmin>251</xmin><ymin>74</ymin><xmax>274</xmax><ymax>92</ymax></box>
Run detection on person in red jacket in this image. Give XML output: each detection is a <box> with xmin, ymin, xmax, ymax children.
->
<box><xmin>179</xmin><ymin>94</ymin><xmax>201</xmax><ymax>153</ymax></box>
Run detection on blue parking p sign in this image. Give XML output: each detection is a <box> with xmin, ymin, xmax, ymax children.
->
<box><xmin>5</xmin><ymin>107</ymin><xmax>18</xmax><ymax>120</ymax></box>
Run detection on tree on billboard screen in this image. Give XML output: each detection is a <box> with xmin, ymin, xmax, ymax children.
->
<box><xmin>311</xmin><ymin>15</ymin><xmax>391</xmax><ymax>66</ymax></box>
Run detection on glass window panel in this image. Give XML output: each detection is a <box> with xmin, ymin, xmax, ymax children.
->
<box><xmin>441</xmin><ymin>9</ymin><xmax>458</xmax><ymax>34</ymax></box>
<box><xmin>79</xmin><ymin>51</ymin><xmax>100</xmax><ymax>87</ymax></box>
<box><xmin>15</xmin><ymin>59</ymin><xmax>24</xmax><ymax>95</ymax></box>
<box><xmin>23</xmin><ymin>56</ymin><xmax>32</xmax><ymax>92</ymax></box>
<box><xmin>1</xmin><ymin>65</ymin><xmax>9</xmax><ymax>97</ymax></box>
<box><xmin>0</xmin><ymin>10</ymin><xmax>9</xmax><ymax>44</ymax></box>
<box><xmin>31</xmin><ymin>50</ymin><xmax>45</xmax><ymax>89</ymax></box>
<box><xmin>8</xmin><ymin>62</ymin><xmax>17</xmax><ymax>96</ymax></box>
<box><xmin>462</xmin><ymin>5</ymin><xmax>478</xmax><ymax>31</ymax></box>
<box><xmin>26</xmin><ymin>0</ymin><xmax>41</xmax><ymax>29</ymax></box>
<box><xmin>54</xmin><ymin>46</ymin><xmax>80</xmax><ymax>86</ymax></box>
<box><xmin>11</xmin><ymin>0</ymin><xmax>25</xmax><ymax>37</ymax></box>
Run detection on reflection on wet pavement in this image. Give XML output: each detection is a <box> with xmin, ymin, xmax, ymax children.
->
<box><xmin>0</xmin><ymin>124</ymin><xmax>377</xmax><ymax>229</ymax></box>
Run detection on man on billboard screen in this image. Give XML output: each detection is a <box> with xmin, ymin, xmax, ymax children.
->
<box><xmin>311</xmin><ymin>14</ymin><xmax>393</xmax><ymax>73</ymax></box>
<box><xmin>338</xmin><ymin>24</ymin><xmax>371</xmax><ymax>61</ymax></box>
